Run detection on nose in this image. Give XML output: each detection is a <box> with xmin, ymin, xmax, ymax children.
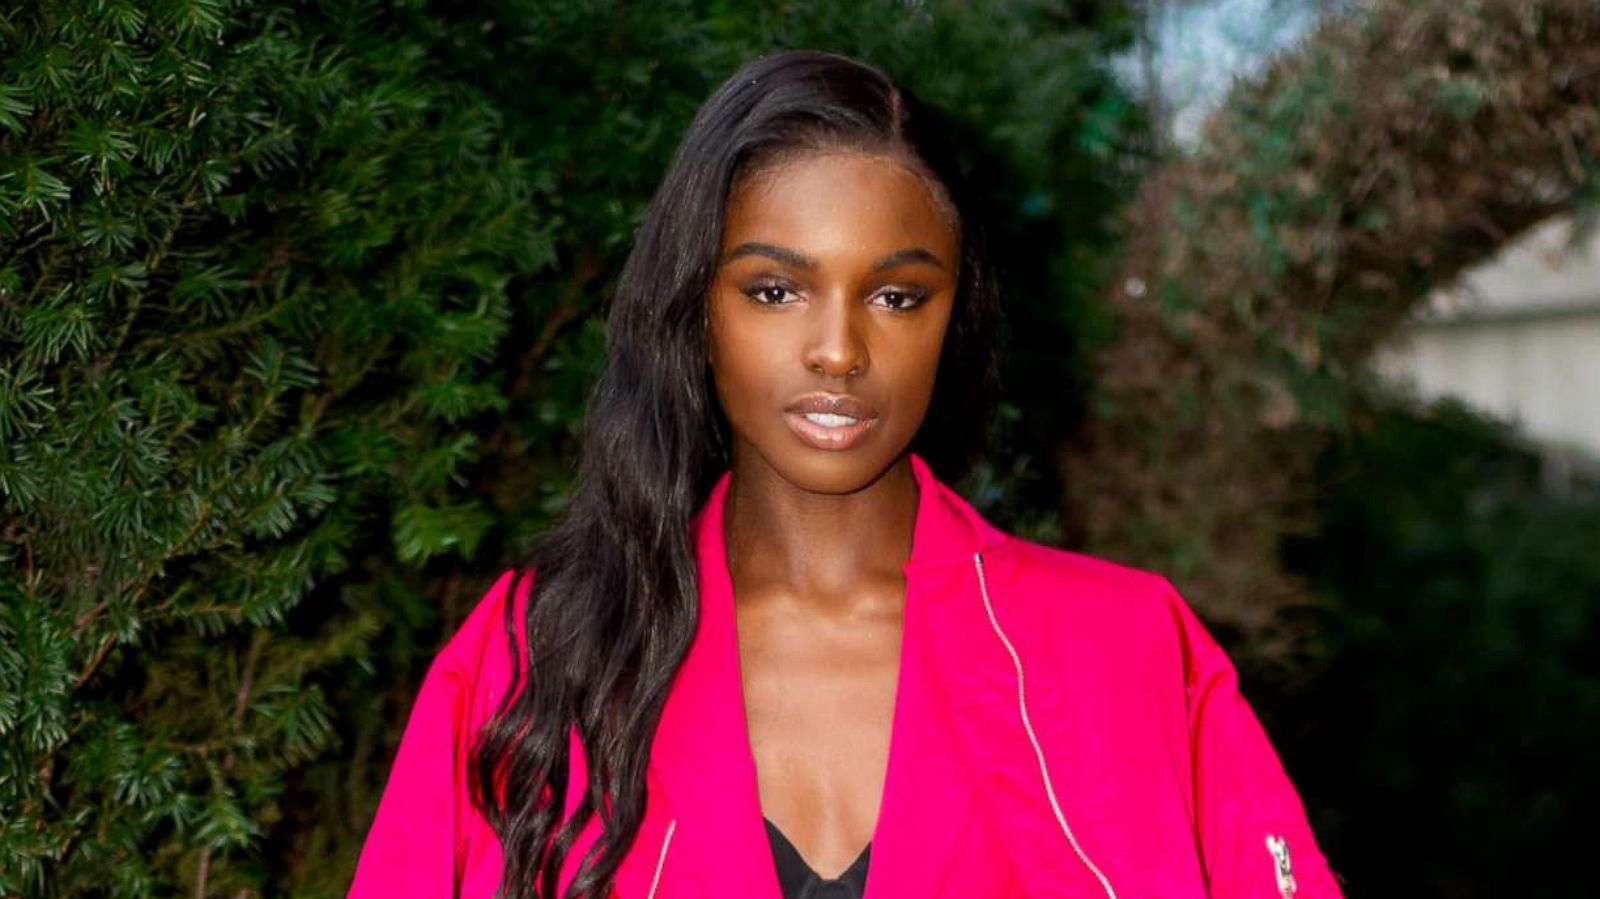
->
<box><xmin>802</xmin><ymin>294</ymin><xmax>868</xmax><ymax>379</ymax></box>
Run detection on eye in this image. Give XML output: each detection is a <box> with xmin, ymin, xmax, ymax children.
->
<box><xmin>742</xmin><ymin>281</ymin><xmax>800</xmax><ymax>306</ymax></box>
<box><xmin>871</xmin><ymin>287</ymin><xmax>930</xmax><ymax>311</ymax></box>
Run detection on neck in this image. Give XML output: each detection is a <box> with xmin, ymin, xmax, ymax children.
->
<box><xmin>722</xmin><ymin>452</ymin><xmax>918</xmax><ymax>606</ymax></box>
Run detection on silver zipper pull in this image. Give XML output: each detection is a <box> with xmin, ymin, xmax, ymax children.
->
<box><xmin>1265</xmin><ymin>834</ymin><xmax>1297</xmax><ymax>898</ymax></box>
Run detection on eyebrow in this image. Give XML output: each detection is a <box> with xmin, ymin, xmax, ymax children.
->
<box><xmin>721</xmin><ymin>241</ymin><xmax>947</xmax><ymax>272</ymax></box>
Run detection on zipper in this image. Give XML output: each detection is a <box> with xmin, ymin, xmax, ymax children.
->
<box><xmin>972</xmin><ymin>552</ymin><xmax>1119</xmax><ymax>899</ymax></box>
<box><xmin>1266</xmin><ymin>833</ymin><xmax>1297</xmax><ymax>898</ymax></box>
<box><xmin>645</xmin><ymin>819</ymin><xmax>675</xmax><ymax>899</ymax></box>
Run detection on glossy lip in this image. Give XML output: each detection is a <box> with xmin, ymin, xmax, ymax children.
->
<box><xmin>783</xmin><ymin>392</ymin><xmax>880</xmax><ymax>451</ymax></box>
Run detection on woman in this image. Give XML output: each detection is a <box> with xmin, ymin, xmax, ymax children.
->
<box><xmin>349</xmin><ymin>50</ymin><xmax>1343</xmax><ymax>899</ymax></box>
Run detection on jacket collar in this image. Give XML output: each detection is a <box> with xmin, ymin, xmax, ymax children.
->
<box><xmin>645</xmin><ymin>452</ymin><xmax>1008</xmax><ymax>896</ymax></box>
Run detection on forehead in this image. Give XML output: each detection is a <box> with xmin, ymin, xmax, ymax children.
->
<box><xmin>721</xmin><ymin>151</ymin><xmax>958</xmax><ymax>261</ymax></box>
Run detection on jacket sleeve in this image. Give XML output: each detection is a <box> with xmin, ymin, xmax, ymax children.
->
<box><xmin>347</xmin><ymin>571</ymin><xmax>523</xmax><ymax>898</ymax></box>
<box><xmin>347</xmin><ymin>650</ymin><xmax>473</xmax><ymax>897</ymax></box>
<box><xmin>1160</xmin><ymin>579</ymin><xmax>1346</xmax><ymax>898</ymax></box>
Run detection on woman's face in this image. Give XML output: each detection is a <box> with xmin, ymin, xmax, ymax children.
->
<box><xmin>708</xmin><ymin>149</ymin><xmax>959</xmax><ymax>494</ymax></box>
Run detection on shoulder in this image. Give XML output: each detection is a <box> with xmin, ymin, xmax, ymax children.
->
<box><xmin>990</xmin><ymin>536</ymin><xmax>1182</xmax><ymax>623</ymax></box>
<box><xmin>349</xmin><ymin>570</ymin><xmax>533</xmax><ymax>894</ymax></box>
<box><xmin>1000</xmin><ymin>535</ymin><xmax>1171</xmax><ymax>594</ymax></box>
<box><xmin>423</xmin><ymin>568</ymin><xmax>535</xmax><ymax>724</ymax></box>
<box><xmin>982</xmin><ymin>535</ymin><xmax>1210</xmax><ymax>673</ymax></box>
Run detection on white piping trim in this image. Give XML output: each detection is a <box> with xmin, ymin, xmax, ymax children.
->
<box><xmin>973</xmin><ymin>552</ymin><xmax>1119</xmax><ymax>899</ymax></box>
<box><xmin>645</xmin><ymin>818</ymin><xmax>675</xmax><ymax>899</ymax></box>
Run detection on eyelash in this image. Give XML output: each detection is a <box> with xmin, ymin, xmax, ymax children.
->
<box><xmin>742</xmin><ymin>281</ymin><xmax>930</xmax><ymax>311</ymax></box>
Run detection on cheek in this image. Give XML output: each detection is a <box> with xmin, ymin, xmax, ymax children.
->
<box><xmin>707</xmin><ymin>298</ymin><xmax>780</xmax><ymax>409</ymax></box>
<box><xmin>894</xmin><ymin>312</ymin><xmax>953</xmax><ymax>407</ymax></box>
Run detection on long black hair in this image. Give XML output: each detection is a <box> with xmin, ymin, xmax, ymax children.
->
<box><xmin>470</xmin><ymin>49</ymin><xmax>1002</xmax><ymax>898</ymax></box>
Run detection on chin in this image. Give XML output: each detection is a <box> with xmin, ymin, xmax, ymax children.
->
<box><xmin>757</xmin><ymin>441</ymin><xmax>907</xmax><ymax>495</ymax></box>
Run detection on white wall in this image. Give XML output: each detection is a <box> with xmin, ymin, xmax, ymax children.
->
<box><xmin>1370</xmin><ymin>217</ymin><xmax>1600</xmax><ymax>459</ymax></box>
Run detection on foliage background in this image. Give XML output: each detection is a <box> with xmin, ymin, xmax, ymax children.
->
<box><xmin>1</xmin><ymin>0</ymin><xmax>1595</xmax><ymax>896</ymax></box>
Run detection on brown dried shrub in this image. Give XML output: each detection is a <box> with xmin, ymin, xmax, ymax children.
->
<box><xmin>1063</xmin><ymin>0</ymin><xmax>1600</xmax><ymax>655</ymax></box>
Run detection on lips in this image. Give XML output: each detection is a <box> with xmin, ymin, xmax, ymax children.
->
<box><xmin>785</xmin><ymin>393</ymin><xmax>878</xmax><ymax>419</ymax></box>
<box><xmin>782</xmin><ymin>392</ymin><xmax>880</xmax><ymax>451</ymax></box>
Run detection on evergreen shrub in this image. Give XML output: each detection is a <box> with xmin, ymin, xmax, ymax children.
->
<box><xmin>0</xmin><ymin>1</ymin><xmax>1137</xmax><ymax>893</ymax></box>
<box><xmin>1279</xmin><ymin>393</ymin><xmax>1600</xmax><ymax>898</ymax></box>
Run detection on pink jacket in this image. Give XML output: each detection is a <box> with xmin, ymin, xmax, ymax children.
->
<box><xmin>350</xmin><ymin>453</ymin><xmax>1344</xmax><ymax>898</ymax></box>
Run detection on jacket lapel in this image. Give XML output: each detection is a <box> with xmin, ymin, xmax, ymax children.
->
<box><xmin>870</xmin><ymin>456</ymin><xmax>1015</xmax><ymax>896</ymax></box>
<box><xmin>645</xmin><ymin>468</ymin><xmax>781</xmax><ymax>897</ymax></box>
<box><xmin>864</xmin><ymin>558</ymin><xmax>986</xmax><ymax>897</ymax></box>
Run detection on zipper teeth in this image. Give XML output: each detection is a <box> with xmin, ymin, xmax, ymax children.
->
<box><xmin>973</xmin><ymin>552</ymin><xmax>1119</xmax><ymax>899</ymax></box>
<box><xmin>645</xmin><ymin>818</ymin><xmax>675</xmax><ymax>899</ymax></box>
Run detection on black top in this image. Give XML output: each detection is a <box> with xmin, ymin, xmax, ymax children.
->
<box><xmin>764</xmin><ymin>817</ymin><xmax>871</xmax><ymax>899</ymax></box>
